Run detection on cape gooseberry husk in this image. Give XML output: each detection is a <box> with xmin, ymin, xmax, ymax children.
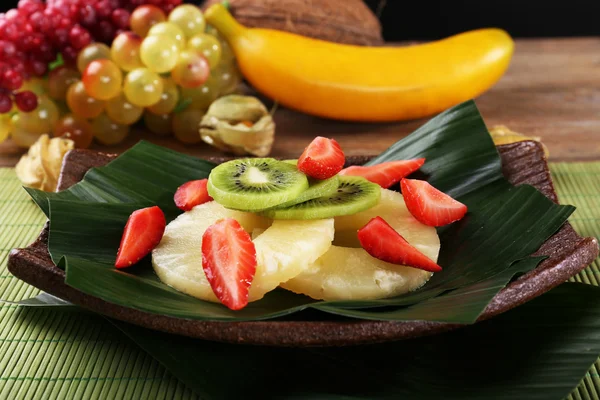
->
<box><xmin>200</xmin><ymin>95</ymin><xmax>275</xmax><ymax>157</ymax></box>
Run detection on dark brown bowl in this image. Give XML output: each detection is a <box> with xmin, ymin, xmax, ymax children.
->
<box><xmin>8</xmin><ymin>141</ymin><xmax>599</xmax><ymax>346</ymax></box>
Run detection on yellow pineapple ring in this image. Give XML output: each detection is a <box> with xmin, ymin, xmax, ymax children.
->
<box><xmin>281</xmin><ymin>189</ymin><xmax>441</xmax><ymax>301</ymax></box>
<box><xmin>151</xmin><ymin>201</ymin><xmax>335</xmax><ymax>303</ymax></box>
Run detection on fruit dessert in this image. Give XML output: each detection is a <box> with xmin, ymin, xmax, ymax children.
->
<box><xmin>115</xmin><ymin>137</ymin><xmax>467</xmax><ymax>310</ymax></box>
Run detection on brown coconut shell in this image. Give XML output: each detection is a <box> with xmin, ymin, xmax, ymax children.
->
<box><xmin>201</xmin><ymin>0</ymin><xmax>383</xmax><ymax>45</ymax></box>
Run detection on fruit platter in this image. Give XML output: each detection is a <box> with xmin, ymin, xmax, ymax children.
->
<box><xmin>8</xmin><ymin>99</ymin><xmax>599</xmax><ymax>346</ymax></box>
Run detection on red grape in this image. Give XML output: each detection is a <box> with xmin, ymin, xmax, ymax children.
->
<box><xmin>35</xmin><ymin>40</ymin><xmax>55</xmax><ymax>63</ymax></box>
<box><xmin>6</xmin><ymin>10</ymin><xmax>25</xmax><ymax>25</ymax></box>
<box><xmin>52</xmin><ymin>28</ymin><xmax>70</xmax><ymax>47</ymax></box>
<box><xmin>95</xmin><ymin>20</ymin><xmax>116</xmax><ymax>44</ymax></box>
<box><xmin>2</xmin><ymin>20</ymin><xmax>20</xmax><ymax>41</ymax></box>
<box><xmin>0</xmin><ymin>94</ymin><xmax>12</xmax><ymax>113</ymax></box>
<box><xmin>111</xmin><ymin>9</ymin><xmax>130</xmax><ymax>29</ymax></box>
<box><xmin>0</xmin><ymin>0</ymin><xmax>180</xmax><ymax>98</ymax></box>
<box><xmin>14</xmin><ymin>90</ymin><xmax>38</xmax><ymax>112</ymax></box>
<box><xmin>3</xmin><ymin>69</ymin><xmax>23</xmax><ymax>91</ymax></box>
<box><xmin>69</xmin><ymin>24</ymin><xmax>91</xmax><ymax>49</ymax></box>
<box><xmin>94</xmin><ymin>1</ymin><xmax>112</xmax><ymax>19</ymax></box>
<box><xmin>29</xmin><ymin>11</ymin><xmax>50</xmax><ymax>32</ymax></box>
<box><xmin>27</xmin><ymin>58</ymin><xmax>48</xmax><ymax>76</ymax></box>
<box><xmin>0</xmin><ymin>41</ymin><xmax>17</xmax><ymax>58</ymax></box>
<box><xmin>62</xmin><ymin>46</ymin><xmax>79</xmax><ymax>66</ymax></box>
<box><xmin>18</xmin><ymin>0</ymin><xmax>44</xmax><ymax>16</ymax></box>
<box><xmin>78</xmin><ymin>5</ymin><xmax>96</xmax><ymax>27</ymax></box>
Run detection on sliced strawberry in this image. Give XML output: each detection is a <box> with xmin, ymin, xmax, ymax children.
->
<box><xmin>339</xmin><ymin>158</ymin><xmax>425</xmax><ymax>188</ymax></box>
<box><xmin>174</xmin><ymin>179</ymin><xmax>213</xmax><ymax>211</ymax></box>
<box><xmin>115</xmin><ymin>206</ymin><xmax>166</xmax><ymax>269</ymax></box>
<box><xmin>401</xmin><ymin>178</ymin><xmax>467</xmax><ymax>227</ymax></box>
<box><xmin>357</xmin><ymin>216</ymin><xmax>442</xmax><ymax>272</ymax></box>
<box><xmin>202</xmin><ymin>218</ymin><xmax>257</xmax><ymax>310</ymax></box>
<box><xmin>297</xmin><ymin>136</ymin><xmax>345</xmax><ymax>180</ymax></box>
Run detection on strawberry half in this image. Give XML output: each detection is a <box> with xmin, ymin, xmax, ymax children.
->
<box><xmin>339</xmin><ymin>158</ymin><xmax>425</xmax><ymax>188</ymax></box>
<box><xmin>357</xmin><ymin>216</ymin><xmax>442</xmax><ymax>272</ymax></box>
<box><xmin>174</xmin><ymin>179</ymin><xmax>213</xmax><ymax>211</ymax></box>
<box><xmin>202</xmin><ymin>218</ymin><xmax>257</xmax><ymax>310</ymax></box>
<box><xmin>115</xmin><ymin>206</ymin><xmax>166</xmax><ymax>269</ymax></box>
<box><xmin>401</xmin><ymin>178</ymin><xmax>467</xmax><ymax>227</ymax></box>
<box><xmin>297</xmin><ymin>136</ymin><xmax>345</xmax><ymax>180</ymax></box>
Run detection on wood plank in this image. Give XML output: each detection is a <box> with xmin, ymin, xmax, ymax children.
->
<box><xmin>1</xmin><ymin>37</ymin><xmax>598</xmax><ymax>167</ymax></box>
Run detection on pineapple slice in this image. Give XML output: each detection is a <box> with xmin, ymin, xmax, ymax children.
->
<box><xmin>151</xmin><ymin>201</ymin><xmax>334</xmax><ymax>303</ymax></box>
<box><xmin>249</xmin><ymin>218</ymin><xmax>334</xmax><ymax>300</ymax></box>
<box><xmin>281</xmin><ymin>189</ymin><xmax>441</xmax><ymax>301</ymax></box>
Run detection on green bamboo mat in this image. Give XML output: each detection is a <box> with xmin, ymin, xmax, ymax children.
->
<box><xmin>0</xmin><ymin>163</ymin><xmax>598</xmax><ymax>400</ymax></box>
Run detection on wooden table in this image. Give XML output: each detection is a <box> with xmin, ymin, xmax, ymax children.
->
<box><xmin>1</xmin><ymin>37</ymin><xmax>598</xmax><ymax>167</ymax></box>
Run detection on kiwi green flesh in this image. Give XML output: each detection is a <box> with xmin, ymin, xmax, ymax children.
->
<box><xmin>275</xmin><ymin>175</ymin><xmax>340</xmax><ymax>209</ymax></box>
<box><xmin>207</xmin><ymin>158</ymin><xmax>309</xmax><ymax>211</ymax></box>
<box><xmin>261</xmin><ymin>176</ymin><xmax>381</xmax><ymax>220</ymax></box>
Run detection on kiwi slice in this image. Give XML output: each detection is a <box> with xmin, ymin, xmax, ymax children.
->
<box><xmin>261</xmin><ymin>176</ymin><xmax>381</xmax><ymax>220</ymax></box>
<box><xmin>207</xmin><ymin>158</ymin><xmax>309</xmax><ymax>211</ymax></box>
<box><xmin>276</xmin><ymin>175</ymin><xmax>340</xmax><ymax>208</ymax></box>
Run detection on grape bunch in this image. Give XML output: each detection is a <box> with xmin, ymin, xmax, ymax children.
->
<box><xmin>0</xmin><ymin>0</ymin><xmax>181</xmax><ymax>115</ymax></box>
<box><xmin>1</xmin><ymin>3</ymin><xmax>242</xmax><ymax>148</ymax></box>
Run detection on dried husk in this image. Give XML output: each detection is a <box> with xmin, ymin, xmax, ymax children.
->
<box><xmin>201</xmin><ymin>0</ymin><xmax>383</xmax><ymax>45</ymax></box>
<box><xmin>15</xmin><ymin>134</ymin><xmax>75</xmax><ymax>192</ymax></box>
<box><xmin>200</xmin><ymin>95</ymin><xmax>275</xmax><ymax>157</ymax></box>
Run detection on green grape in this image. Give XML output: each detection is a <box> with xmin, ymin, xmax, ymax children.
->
<box><xmin>53</xmin><ymin>114</ymin><xmax>94</xmax><ymax>149</ymax></box>
<box><xmin>123</xmin><ymin>68</ymin><xmax>164</xmax><ymax>107</ymax></box>
<box><xmin>219</xmin><ymin>39</ymin><xmax>235</xmax><ymax>65</ymax></box>
<box><xmin>111</xmin><ymin>32</ymin><xmax>144</xmax><ymax>72</ymax></box>
<box><xmin>82</xmin><ymin>60</ymin><xmax>123</xmax><ymax>101</ymax></box>
<box><xmin>172</xmin><ymin>108</ymin><xmax>204</xmax><ymax>144</ymax></box>
<box><xmin>21</xmin><ymin>78</ymin><xmax>49</xmax><ymax>96</ymax></box>
<box><xmin>147</xmin><ymin>78</ymin><xmax>179</xmax><ymax>115</ymax></box>
<box><xmin>66</xmin><ymin>81</ymin><xmax>105</xmax><ymax>119</ymax></box>
<box><xmin>48</xmin><ymin>67</ymin><xmax>80</xmax><ymax>100</ymax></box>
<box><xmin>77</xmin><ymin>43</ymin><xmax>111</xmax><ymax>74</ymax></box>
<box><xmin>106</xmin><ymin>93</ymin><xmax>143</xmax><ymax>125</ymax></box>
<box><xmin>212</xmin><ymin>62</ymin><xmax>243</xmax><ymax>96</ymax></box>
<box><xmin>130</xmin><ymin>5</ymin><xmax>167</xmax><ymax>38</ymax></box>
<box><xmin>205</xmin><ymin>24</ymin><xmax>218</xmax><ymax>36</ymax></box>
<box><xmin>171</xmin><ymin>50</ymin><xmax>210</xmax><ymax>89</ymax></box>
<box><xmin>54</xmin><ymin>100</ymin><xmax>70</xmax><ymax>117</ymax></box>
<box><xmin>17</xmin><ymin>96</ymin><xmax>59</xmax><ymax>135</ymax></box>
<box><xmin>92</xmin><ymin>113</ymin><xmax>130</xmax><ymax>145</ymax></box>
<box><xmin>0</xmin><ymin>114</ymin><xmax>11</xmax><ymax>143</ymax></box>
<box><xmin>10</xmin><ymin>114</ymin><xmax>43</xmax><ymax>148</ymax></box>
<box><xmin>179</xmin><ymin>75</ymin><xmax>218</xmax><ymax>111</ymax></box>
<box><xmin>168</xmin><ymin>5</ymin><xmax>206</xmax><ymax>39</ymax></box>
<box><xmin>187</xmin><ymin>33</ymin><xmax>221</xmax><ymax>69</ymax></box>
<box><xmin>143</xmin><ymin>110</ymin><xmax>172</xmax><ymax>136</ymax></box>
<box><xmin>205</xmin><ymin>28</ymin><xmax>235</xmax><ymax>65</ymax></box>
<box><xmin>147</xmin><ymin>22</ymin><xmax>185</xmax><ymax>50</ymax></box>
<box><xmin>140</xmin><ymin>35</ymin><xmax>180</xmax><ymax>73</ymax></box>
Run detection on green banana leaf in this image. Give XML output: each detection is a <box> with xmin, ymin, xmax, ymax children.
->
<box><xmin>25</xmin><ymin>100</ymin><xmax>574</xmax><ymax>323</ymax></box>
<box><xmin>17</xmin><ymin>282</ymin><xmax>600</xmax><ymax>399</ymax></box>
<box><xmin>109</xmin><ymin>283</ymin><xmax>600</xmax><ymax>399</ymax></box>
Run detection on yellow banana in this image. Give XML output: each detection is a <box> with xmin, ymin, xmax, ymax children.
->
<box><xmin>205</xmin><ymin>4</ymin><xmax>514</xmax><ymax>122</ymax></box>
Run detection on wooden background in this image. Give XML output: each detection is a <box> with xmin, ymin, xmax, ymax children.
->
<box><xmin>1</xmin><ymin>37</ymin><xmax>598</xmax><ymax>167</ymax></box>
